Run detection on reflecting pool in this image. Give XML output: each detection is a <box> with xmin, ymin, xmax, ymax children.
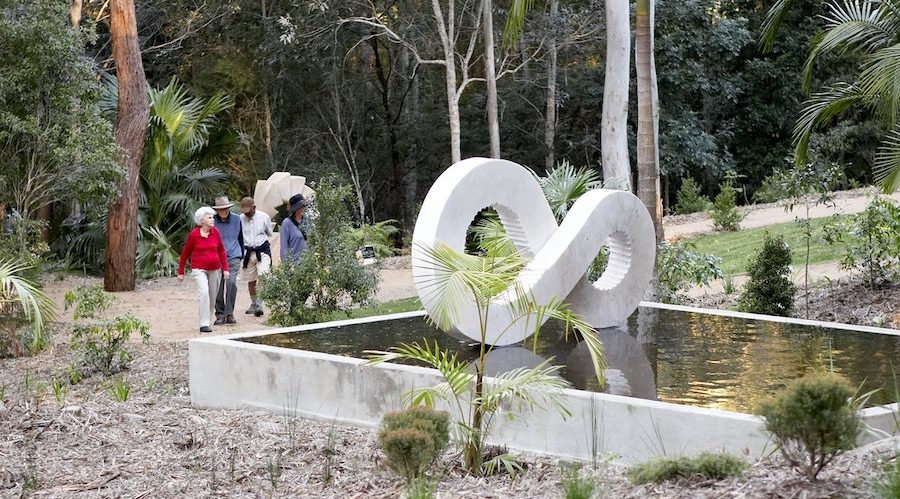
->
<box><xmin>240</xmin><ymin>308</ymin><xmax>900</xmax><ymax>412</ymax></box>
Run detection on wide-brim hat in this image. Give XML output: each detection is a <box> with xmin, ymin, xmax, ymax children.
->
<box><xmin>288</xmin><ymin>193</ymin><xmax>308</xmax><ymax>215</ymax></box>
<box><xmin>211</xmin><ymin>196</ymin><xmax>235</xmax><ymax>209</ymax></box>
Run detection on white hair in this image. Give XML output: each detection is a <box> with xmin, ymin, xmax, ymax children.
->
<box><xmin>194</xmin><ymin>206</ymin><xmax>215</xmax><ymax>226</ymax></box>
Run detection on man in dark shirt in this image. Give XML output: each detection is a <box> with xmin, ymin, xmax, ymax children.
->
<box><xmin>212</xmin><ymin>196</ymin><xmax>243</xmax><ymax>325</ymax></box>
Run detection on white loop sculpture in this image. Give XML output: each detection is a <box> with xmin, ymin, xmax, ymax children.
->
<box><xmin>412</xmin><ymin>157</ymin><xmax>656</xmax><ymax>346</ymax></box>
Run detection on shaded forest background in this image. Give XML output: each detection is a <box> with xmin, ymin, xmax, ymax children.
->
<box><xmin>0</xmin><ymin>0</ymin><xmax>882</xmax><ymax>265</ymax></box>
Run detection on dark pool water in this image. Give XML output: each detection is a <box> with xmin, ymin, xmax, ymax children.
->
<box><xmin>239</xmin><ymin>308</ymin><xmax>900</xmax><ymax>412</ymax></box>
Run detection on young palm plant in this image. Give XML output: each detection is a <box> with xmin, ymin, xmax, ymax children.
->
<box><xmin>366</xmin><ymin>242</ymin><xmax>606</xmax><ymax>476</ymax></box>
<box><xmin>0</xmin><ymin>258</ymin><xmax>56</xmax><ymax>355</ymax></box>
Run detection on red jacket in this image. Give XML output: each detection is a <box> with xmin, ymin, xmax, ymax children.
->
<box><xmin>178</xmin><ymin>226</ymin><xmax>229</xmax><ymax>274</ymax></box>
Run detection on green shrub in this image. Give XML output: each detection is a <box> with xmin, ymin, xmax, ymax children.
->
<box><xmin>752</xmin><ymin>172</ymin><xmax>788</xmax><ymax>204</ymax></box>
<box><xmin>737</xmin><ymin>234</ymin><xmax>796</xmax><ymax>316</ymax></box>
<box><xmin>0</xmin><ymin>258</ymin><xmax>56</xmax><ymax>357</ymax></box>
<box><xmin>823</xmin><ymin>197</ymin><xmax>900</xmax><ymax>288</ymax></box>
<box><xmin>710</xmin><ymin>177</ymin><xmax>743</xmax><ymax>232</ymax></box>
<box><xmin>350</xmin><ymin>219</ymin><xmax>400</xmax><ymax>258</ymax></box>
<box><xmin>657</xmin><ymin>240</ymin><xmax>723</xmax><ymax>304</ymax></box>
<box><xmin>379</xmin><ymin>406</ymin><xmax>450</xmax><ymax>481</ymax></box>
<box><xmin>674</xmin><ymin>178</ymin><xmax>711</xmax><ymax>215</ymax></box>
<box><xmin>874</xmin><ymin>458</ymin><xmax>900</xmax><ymax>499</ymax></box>
<box><xmin>64</xmin><ymin>285</ymin><xmax>150</xmax><ymax>375</ymax></box>
<box><xmin>560</xmin><ymin>465</ymin><xmax>596</xmax><ymax>499</ymax></box>
<box><xmin>258</xmin><ymin>178</ymin><xmax>379</xmax><ymax>326</ymax></box>
<box><xmin>757</xmin><ymin>373</ymin><xmax>861</xmax><ymax>481</ymax></box>
<box><xmin>627</xmin><ymin>452</ymin><xmax>748</xmax><ymax>484</ymax></box>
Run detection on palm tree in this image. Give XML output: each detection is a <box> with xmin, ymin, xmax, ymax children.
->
<box><xmin>0</xmin><ymin>259</ymin><xmax>56</xmax><ymax>355</ymax></box>
<box><xmin>89</xmin><ymin>78</ymin><xmax>236</xmax><ymax>277</ymax></box>
<box><xmin>785</xmin><ymin>0</ymin><xmax>900</xmax><ymax>192</ymax></box>
<box><xmin>367</xmin><ymin>242</ymin><xmax>605</xmax><ymax>475</ymax></box>
<box><xmin>137</xmin><ymin>81</ymin><xmax>235</xmax><ymax>276</ymax></box>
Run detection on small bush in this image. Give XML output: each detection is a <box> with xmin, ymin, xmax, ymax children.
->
<box><xmin>65</xmin><ymin>286</ymin><xmax>150</xmax><ymax>375</ymax></box>
<box><xmin>560</xmin><ymin>465</ymin><xmax>596</xmax><ymax>499</ymax></box>
<box><xmin>258</xmin><ymin>178</ymin><xmax>379</xmax><ymax>326</ymax></box>
<box><xmin>379</xmin><ymin>406</ymin><xmax>450</xmax><ymax>481</ymax></box>
<box><xmin>752</xmin><ymin>172</ymin><xmax>788</xmax><ymax>204</ymax></box>
<box><xmin>674</xmin><ymin>178</ymin><xmax>710</xmax><ymax>215</ymax></box>
<box><xmin>757</xmin><ymin>373</ymin><xmax>861</xmax><ymax>481</ymax></box>
<box><xmin>627</xmin><ymin>452</ymin><xmax>748</xmax><ymax>484</ymax></box>
<box><xmin>737</xmin><ymin>234</ymin><xmax>796</xmax><ymax>316</ymax></box>
<box><xmin>823</xmin><ymin>197</ymin><xmax>900</xmax><ymax>288</ymax></box>
<box><xmin>710</xmin><ymin>178</ymin><xmax>743</xmax><ymax>232</ymax></box>
<box><xmin>657</xmin><ymin>240</ymin><xmax>723</xmax><ymax>304</ymax></box>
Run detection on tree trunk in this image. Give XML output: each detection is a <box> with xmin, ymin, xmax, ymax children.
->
<box><xmin>402</xmin><ymin>47</ymin><xmax>420</xmax><ymax>233</ymax></box>
<box><xmin>601</xmin><ymin>0</ymin><xmax>631</xmax><ymax>190</ymax></box>
<box><xmin>635</xmin><ymin>0</ymin><xmax>662</xmax><ymax>241</ymax></box>
<box><xmin>544</xmin><ymin>0</ymin><xmax>559</xmax><ymax>170</ymax></box>
<box><xmin>369</xmin><ymin>37</ymin><xmax>405</xmax><ymax>225</ymax></box>
<box><xmin>431</xmin><ymin>0</ymin><xmax>463</xmax><ymax>165</ymax></box>
<box><xmin>104</xmin><ymin>0</ymin><xmax>149</xmax><ymax>292</ymax></box>
<box><xmin>483</xmin><ymin>0</ymin><xmax>500</xmax><ymax>158</ymax></box>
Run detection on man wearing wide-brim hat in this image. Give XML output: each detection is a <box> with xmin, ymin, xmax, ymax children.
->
<box><xmin>281</xmin><ymin>193</ymin><xmax>310</xmax><ymax>261</ymax></box>
<box><xmin>212</xmin><ymin>196</ymin><xmax>243</xmax><ymax>325</ymax></box>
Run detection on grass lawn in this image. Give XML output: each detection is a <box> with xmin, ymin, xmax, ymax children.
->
<box><xmin>343</xmin><ymin>296</ymin><xmax>422</xmax><ymax>319</ymax></box>
<box><xmin>686</xmin><ymin>215</ymin><xmax>850</xmax><ymax>275</ymax></box>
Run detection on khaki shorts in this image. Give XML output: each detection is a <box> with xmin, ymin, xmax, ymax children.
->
<box><xmin>239</xmin><ymin>252</ymin><xmax>271</xmax><ymax>282</ymax></box>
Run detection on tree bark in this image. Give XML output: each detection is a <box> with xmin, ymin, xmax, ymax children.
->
<box><xmin>431</xmin><ymin>0</ymin><xmax>463</xmax><ymax>165</ymax></box>
<box><xmin>635</xmin><ymin>0</ymin><xmax>662</xmax><ymax>241</ymax></box>
<box><xmin>104</xmin><ymin>0</ymin><xmax>149</xmax><ymax>292</ymax></box>
<box><xmin>483</xmin><ymin>0</ymin><xmax>500</xmax><ymax>158</ymax></box>
<box><xmin>601</xmin><ymin>0</ymin><xmax>631</xmax><ymax>190</ymax></box>
<box><xmin>544</xmin><ymin>0</ymin><xmax>559</xmax><ymax>169</ymax></box>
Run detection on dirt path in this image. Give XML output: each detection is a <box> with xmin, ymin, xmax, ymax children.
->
<box><xmin>43</xmin><ymin>188</ymin><xmax>898</xmax><ymax>343</ymax></box>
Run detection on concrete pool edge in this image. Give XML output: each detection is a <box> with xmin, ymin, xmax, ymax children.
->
<box><xmin>189</xmin><ymin>307</ymin><xmax>900</xmax><ymax>463</ymax></box>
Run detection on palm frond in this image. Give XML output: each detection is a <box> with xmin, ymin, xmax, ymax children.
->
<box><xmin>181</xmin><ymin>166</ymin><xmax>228</xmax><ymax>199</ymax></box>
<box><xmin>759</xmin><ymin>0</ymin><xmax>798</xmax><ymax>52</ymax></box>
<box><xmin>481</xmin><ymin>453</ymin><xmax>524</xmax><ymax>477</ymax></box>
<box><xmin>414</xmin><ymin>242</ymin><xmax>526</xmax><ymax>331</ymax></box>
<box><xmin>857</xmin><ymin>44</ymin><xmax>900</xmax><ymax>124</ymax></box>
<box><xmin>471</xmin><ymin>215</ymin><xmax>517</xmax><ymax>258</ymax></box>
<box><xmin>873</xmin><ymin>126</ymin><xmax>900</xmax><ymax>191</ymax></box>
<box><xmin>477</xmin><ymin>360</ymin><xmax>571</xmax><ymax>418</ymax></box>
<box><xmin>534</xmin><ymin>160</ymin><xmax>602</xmax><ymax>222</ymax></box>
<box><xmin>802</xmin><ymin>0</ymin><xmax>894</xmax><ymax>93</ymax></box>
<box><xmin>136</xmin><ymin>226</ymin><xmax>181</xmax><ymax>278</ymax></box>
<box><xmin>792</xmin><ymin>83</ymin><xmax>866</xmax><ymax>166</ymax></box>
<box><xmin>365</xmin><ymin>340</ymin><xmax>474</xmax><ymax>398</ymax></box>
<box><xmin>0</xmin><ymin>259</ymin><xmax>57</xmax><ymax>343</ymax></box>
<box><xmin>503</xmin><ymin>0</ymin><xmax>537</xmax><ymax>47</ymax></box>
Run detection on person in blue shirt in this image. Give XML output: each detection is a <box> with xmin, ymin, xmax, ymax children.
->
<box><xmin>211</xmin><ymin>196</ymin><xmax>244</xmax><ymax>325</ymax></box>
<box><xmin>280</xmin><ymin>193</ymin><xmax>309</xmax><ymax>261</ymax></box>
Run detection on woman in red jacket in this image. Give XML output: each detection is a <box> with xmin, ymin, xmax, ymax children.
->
<box><xmin>178</xmin><ymin>207</ymin><xmax>230</xmax><ymax>333</ymax></box>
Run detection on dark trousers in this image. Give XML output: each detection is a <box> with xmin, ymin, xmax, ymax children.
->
<box><xmin>215</xmin><ymin>256</ymin><xmax>242</xmax><ymax>317</ymax></box>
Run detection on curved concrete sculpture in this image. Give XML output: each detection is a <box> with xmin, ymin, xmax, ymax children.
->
<box><xmin>412</xmin><ymin>157</ymin><xmax>655</xmax><ymax>346</ymax></box>
<box><xmin>252</xmin><ymin>172</ymin><xmax>316</xmax><ymax>218</ymax></box>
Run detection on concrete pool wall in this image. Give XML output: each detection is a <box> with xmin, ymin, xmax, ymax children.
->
<box><xmin>189</xmin><ymin>306</ymin><xmax>900</xmax><ymax>464</ymax></box>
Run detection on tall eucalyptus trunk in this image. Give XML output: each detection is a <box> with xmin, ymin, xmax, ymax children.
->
<box><xmin>483</xmin><ymin>0</ymin><xmax>500</xmax><ymax>158</ymax></box>
<box><xmin>601</xmin><ymin>0</ymin><xmax>631</xmax><ymax>190</ymax></box>
<box><xmin>104</xmin><ymin>0</ymin><xmax>149</xmax><ymax>292</ymax></box>
<box><xmin>544</xmin><ymin>0</ymin><xmax>559</xmax><ymax>169</ymax></box>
